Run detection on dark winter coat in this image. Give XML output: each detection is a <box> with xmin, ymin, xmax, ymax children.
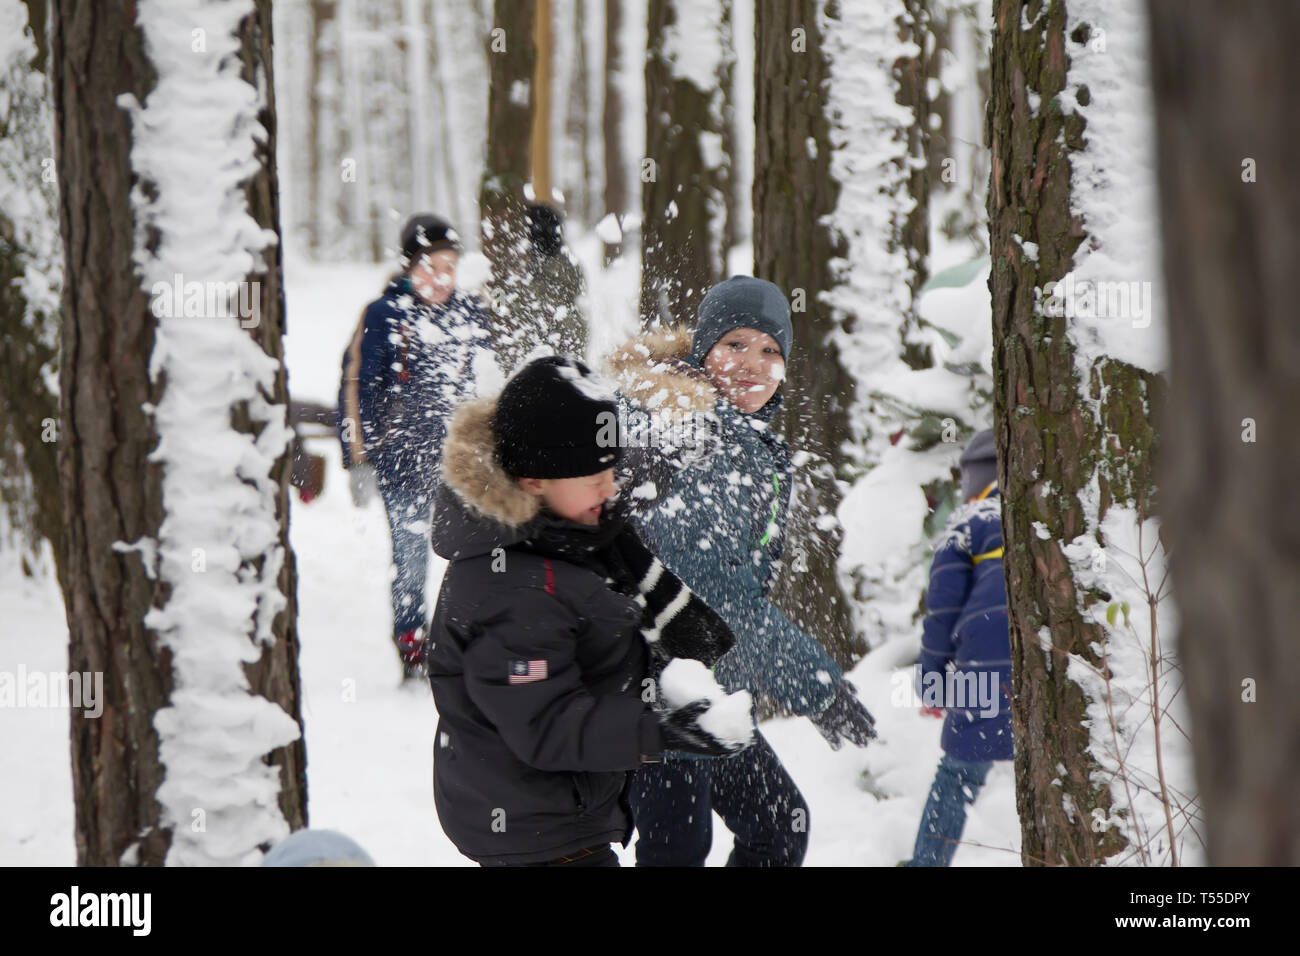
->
<box><xmin>605</xmin><ymin>329</ymin><xmax>842</xmax><ymax>722</ymax></box>
<box><xmin>916</xmin><ymin>485</ymin><xmax>1013</xmax><ymax>761</ymax></box>
<box><xmin>339</xmin><ymin>275</ymin><xmax>491</xmax><ymax>492</ymax></box>
<box><xmin>426</xmin><ymin>395</ymin><xmax>666</xmax><ymax>866</ymax></box>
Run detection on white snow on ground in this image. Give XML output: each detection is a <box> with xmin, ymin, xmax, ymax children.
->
<box><xmin>0</xmin><ymin>250</ymin><xmax>1020</xmax><ymax>866</ymax></box>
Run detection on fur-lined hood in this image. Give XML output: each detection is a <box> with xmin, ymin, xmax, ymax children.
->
<box><xmin>604</xmin><ymin>326</ymin><xmax>784</xmax><ymax>422</ymax></box>
<box><xmin>603</xmin><ymin>327</ymin><xmax>720</xmax><ymax>422</ymax></box>
<box><xmin>431</xmin><ymin>395</ymin><xmax>543</xmax><ymax>560</ymax></box>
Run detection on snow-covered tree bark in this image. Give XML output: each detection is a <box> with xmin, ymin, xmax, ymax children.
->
<box><xmin>990</xmin><ymin>0</ymin><xmax>1187</xmax><ymax>866</ymax></box>
<box><xmin>1149</xmin><ymin>0</ymin><xmax>1300</xmax><ymax>866</ymax></box>
<box><xmin>52</xmin><ymin>0</ymin><xmax>307</xmax><ymax>866</ymax></box>
<box><xmin>752</xmin><ymin>0</ymin><xmax>862</xmax><ymax>669</ymax></box>
<box><xmin>640</xmin><ymin>0</ymin><xmax>732</xmax><ymax>326</ymax></box>
<box><xmin>758</xmin><ymin>1</ymin><xmax>964</xmax><ymax>674</ymax></box>
<box><xmin>0</xmin><ymin>0</ymin><xmax>64</xmax><ymax>584</ymax></box>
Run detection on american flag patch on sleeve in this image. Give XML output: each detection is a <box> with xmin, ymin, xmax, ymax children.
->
<box><xmin>508</xmin><ymin>659</ymin><xmax>548</xmax><ymax>684</ymax></box>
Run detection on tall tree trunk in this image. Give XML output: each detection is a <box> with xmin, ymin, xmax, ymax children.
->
<box><xmin>532</xmin><ymin>0</ymin><xmax>553</xmax><ymax>204</ymax></box>
<box><xmin>641</xmin><ymin>0</ymin><xmax>732</xmax><ymax>327</ymax></box>
<box><xmin>306</xmin><ymin>1</ymin><xmax>336</xmax><ymax>254</ymax></box>
<box><xmin>480</xmin><ymin>0</ymin><xmax>536</xmax><ymax>372</ymax></box>
<box><xmin>564</xmin><ymin>0</ymin><xmax>593</xmax><ymax>228</ymax></box>
<box><xmin>752</xmin><ymin>0</ymin><xmax>863</xmax><ymax>673</ymax></box>
<box><xmin>895</xmin><ymin>0</ymin><xmax>931</xmax><ymax>357</ymax></box>
<box><xmin>429</xmin><ymin>0</ymin><xmax>482</xmax><ymax>244</ymax></box>
<box><xmin>0</xmin><ymin>0</ymin><xmax>64</xmax><ymax>586</ymax></box>
<box><xmin>52</xmin><ymin>0</ymin><xmax>306</xmax><ymax>866</ymax></box>
<box><xmin>403</xmin><ymin>0</ymin><xmax>433</xmax><ymax>210</ymax></box>
<box><xmin>602</xmin><ymin>0</ymin><xmax>627</xmax><ymax>263</ymax></box>
<box><xmin>989</xmin><ymin>0</ymin><xmax>1167</xmax><ymax>866</ymax></box>
<box><xmin>1149</xmin><ymin>0</ymin><xmax>1300</xmax><ymax>866</ymax></box>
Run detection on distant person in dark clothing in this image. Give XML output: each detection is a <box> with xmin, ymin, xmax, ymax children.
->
<box><xmin>337</xmin><ymin>213</ymin><xmax>492</xmax><ymax>680</ymax></box>
<box><xmin>903</xmin><ymin>429</ymin><xmax>1013</xmax><ymax>867</ymax></box>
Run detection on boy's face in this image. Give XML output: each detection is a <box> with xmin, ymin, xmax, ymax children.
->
<box><xmin>410</xmin><ymin>249</ymin><xmax>458</xmax><ymax>305</ymax></box>
<box><xmin>518</xmin><ymin>469</ymin><xmax>618</xmax><ymax>526</ymax></box>
<box><xmin>702</xmin><ymin>327</ymin><xmax>784</xmax><ymax>414</ymax></box>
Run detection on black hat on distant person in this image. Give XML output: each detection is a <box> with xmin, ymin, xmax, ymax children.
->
<box><xmin>525</xmin><ymin>203</ymin><xmax>565</xmax><ymax>258</ymax></box>
<box><xmin>493</xmin><ymin>356</ymin><xmax>623</xmax><ymax>479</ymax></box>
<box><xmin>400</xmin><ymin>213</ymin><xmax>462</xmax><ymax>269</ymax></box>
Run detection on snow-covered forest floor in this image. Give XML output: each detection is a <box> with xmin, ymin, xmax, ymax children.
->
<box><xmin>0</xmin><ymin>236</ymin><xmax>1019</xmax><ymax>867</ymax></box>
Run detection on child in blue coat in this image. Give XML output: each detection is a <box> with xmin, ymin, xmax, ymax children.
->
<box><xmin>337</xmin><ymin>214</ymin><xmax>492</xmax><ymax>680</ymax></box>
<box><xmin>904</xmin><ymin>429</ymin><xmax>1013</xmax><ymax>866</ymax></box>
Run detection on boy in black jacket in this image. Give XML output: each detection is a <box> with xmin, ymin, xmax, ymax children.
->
<box><xmin>427</xmin><ymin>356</ymin><xmax>751</xmax><ymax>867</ymax></box>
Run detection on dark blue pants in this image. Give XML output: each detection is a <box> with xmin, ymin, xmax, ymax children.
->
<box><xmin>629</xmin><ymin>731</ymin><xmax>809</xmax><ymax>867</ymax></box>
<box><xmin>906</xmin><ymin>753</ymin><xmax>993</xmax><ymax>867</ymax></box>
<box><xmin>378</xmin><ymin>481</ymin><xmax>432</xmax><ymax>647</ymax></box>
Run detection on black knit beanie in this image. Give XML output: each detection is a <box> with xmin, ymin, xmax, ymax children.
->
<box><xmin>493</xmin><ymin>357</ymin><xmax>624</xmax><ymax>479</ymax></box>
<box><xmin>399</xmin><ymin>213</ymin><xmax>462</xmax><ymax>269</ymax></box>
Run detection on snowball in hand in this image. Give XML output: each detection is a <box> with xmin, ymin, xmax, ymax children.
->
<box><xmin>659</xmin><ymin>658</ymin><xmax>754</xmax><ymax>748</ymax></box>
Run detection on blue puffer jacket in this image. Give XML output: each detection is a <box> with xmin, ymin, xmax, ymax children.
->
<box><xmin>339</xmin><ymin>276</ymin><xmax>492</xmax><ymax>493</ymax></box>
<box><xmin>916</xmin><ymin>485</ymin><xmax>1013</xmax><ymax>761</ymax></box>
<box><xmin>606</xmin><ymin>329</ymin><xmax>841</xmax><ymax>725</ymax></box>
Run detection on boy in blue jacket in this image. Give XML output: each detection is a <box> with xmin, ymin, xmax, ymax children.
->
<box><xmin>337</xmin><ymin>214</ymin><xmax>492</xmax><ymax>679</ymax></box>
<box><xmin>904</xmin><ymin>429</ymin><xmax>1013</xmax><ymax>866</ymax></box>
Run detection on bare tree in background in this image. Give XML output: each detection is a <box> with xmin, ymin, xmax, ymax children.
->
<box><xmin>602</xmin><ymin>0</ymin><xmax>627</xmax><ymax>264</ymax></box>
<box><xmin>0</xmin><ymin>0</ymin><xmax>64</xmax><ymax>587</ymax></box>
<box><xmin>1149</xmin><ymin>0</ymin><xmax>1300</xmax><ymax>866</ymax></box>
<box><xmin>480</xmin><ymin>0</ymin><xmax>536</xmax><ymax>371</ymax></box>
<box><xmin>641</xmin><ymin>0</ymin><xmax>733</xmax><ymax>327</ymax></box>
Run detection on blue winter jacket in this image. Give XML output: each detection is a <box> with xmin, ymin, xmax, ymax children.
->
<box><xmin>606</xmin><ymin>329</ymin><xmax>842</xmax><ymax>724</ymax></box>
<box><xmin>916</xmin><ymin>484</ymin><xmax>1014</xmax><ymax>761</ymax></box>
<box><xmin>339</xmin><ymin>276</ymin><xmax>492</xmax><ymax>494</ymax></box>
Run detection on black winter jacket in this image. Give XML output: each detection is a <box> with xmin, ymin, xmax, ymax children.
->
<box><xmin>426</xmin><ymin>395</ymin><xmax>666</xmax><ymax>865</ymax></box>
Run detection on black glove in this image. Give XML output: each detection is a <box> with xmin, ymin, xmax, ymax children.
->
<box><xmin>657</xmin><ymin>700</ymin><xmax>751</xmax><ymax>758</ymax></box>
<box><xmin>809</xmin><ymin>680</ymin><xmax>877</xmax><ymax>751</ymax></box>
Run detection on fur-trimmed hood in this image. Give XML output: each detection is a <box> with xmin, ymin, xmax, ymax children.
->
<box><xmin>603</xmin><ymin>327</ymin><xmax>720</xmax><ymax>422</ymax></box>
<box><xmin>431</xmin><ymin>395</ymin><xmax>544</xmax><ymax>560</ymax></box>
<box><xmin>604</xmin><ymin>326</ymin><xmax>784</xmax><ymax>421</ymax></box>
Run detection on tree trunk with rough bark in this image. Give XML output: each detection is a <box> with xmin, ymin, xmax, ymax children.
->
<box><xmin>752</xmin><ymin>0</ymin><xmax>864</xmax><ymax>674</ymax></box>
<box><xmin>480</xmin><ymin>0</ymin><xmax>536</xmax><ymax>372</ymax></box>
<box><xmin>51</xmin><ymin>0</ymin><xmax>307</xmax><ymax>866</ymax></box>
<box><xmin>602</xmin><ymin>0</ymin><xmax>626</xmax><ymax>264</ymax></box>
<box><xmin>641</xmin><ymin>0</ymin><xmax>731</xmax><ymax>327</ymax></box>
<box><xmin>989</xmin><ymin>0</ymin><xmax>1163</xmax><ymax>866</ymax></box>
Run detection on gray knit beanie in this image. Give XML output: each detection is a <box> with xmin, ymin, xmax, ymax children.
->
<box><xmin>688</xmin><ymin>276</ymin><xmax>793</xmax><ymax>367</ymax></box>
<box><xmin>959</xmin><ymin>429</ymin><xmax>998</xmax><ymax>499</ymax></box>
